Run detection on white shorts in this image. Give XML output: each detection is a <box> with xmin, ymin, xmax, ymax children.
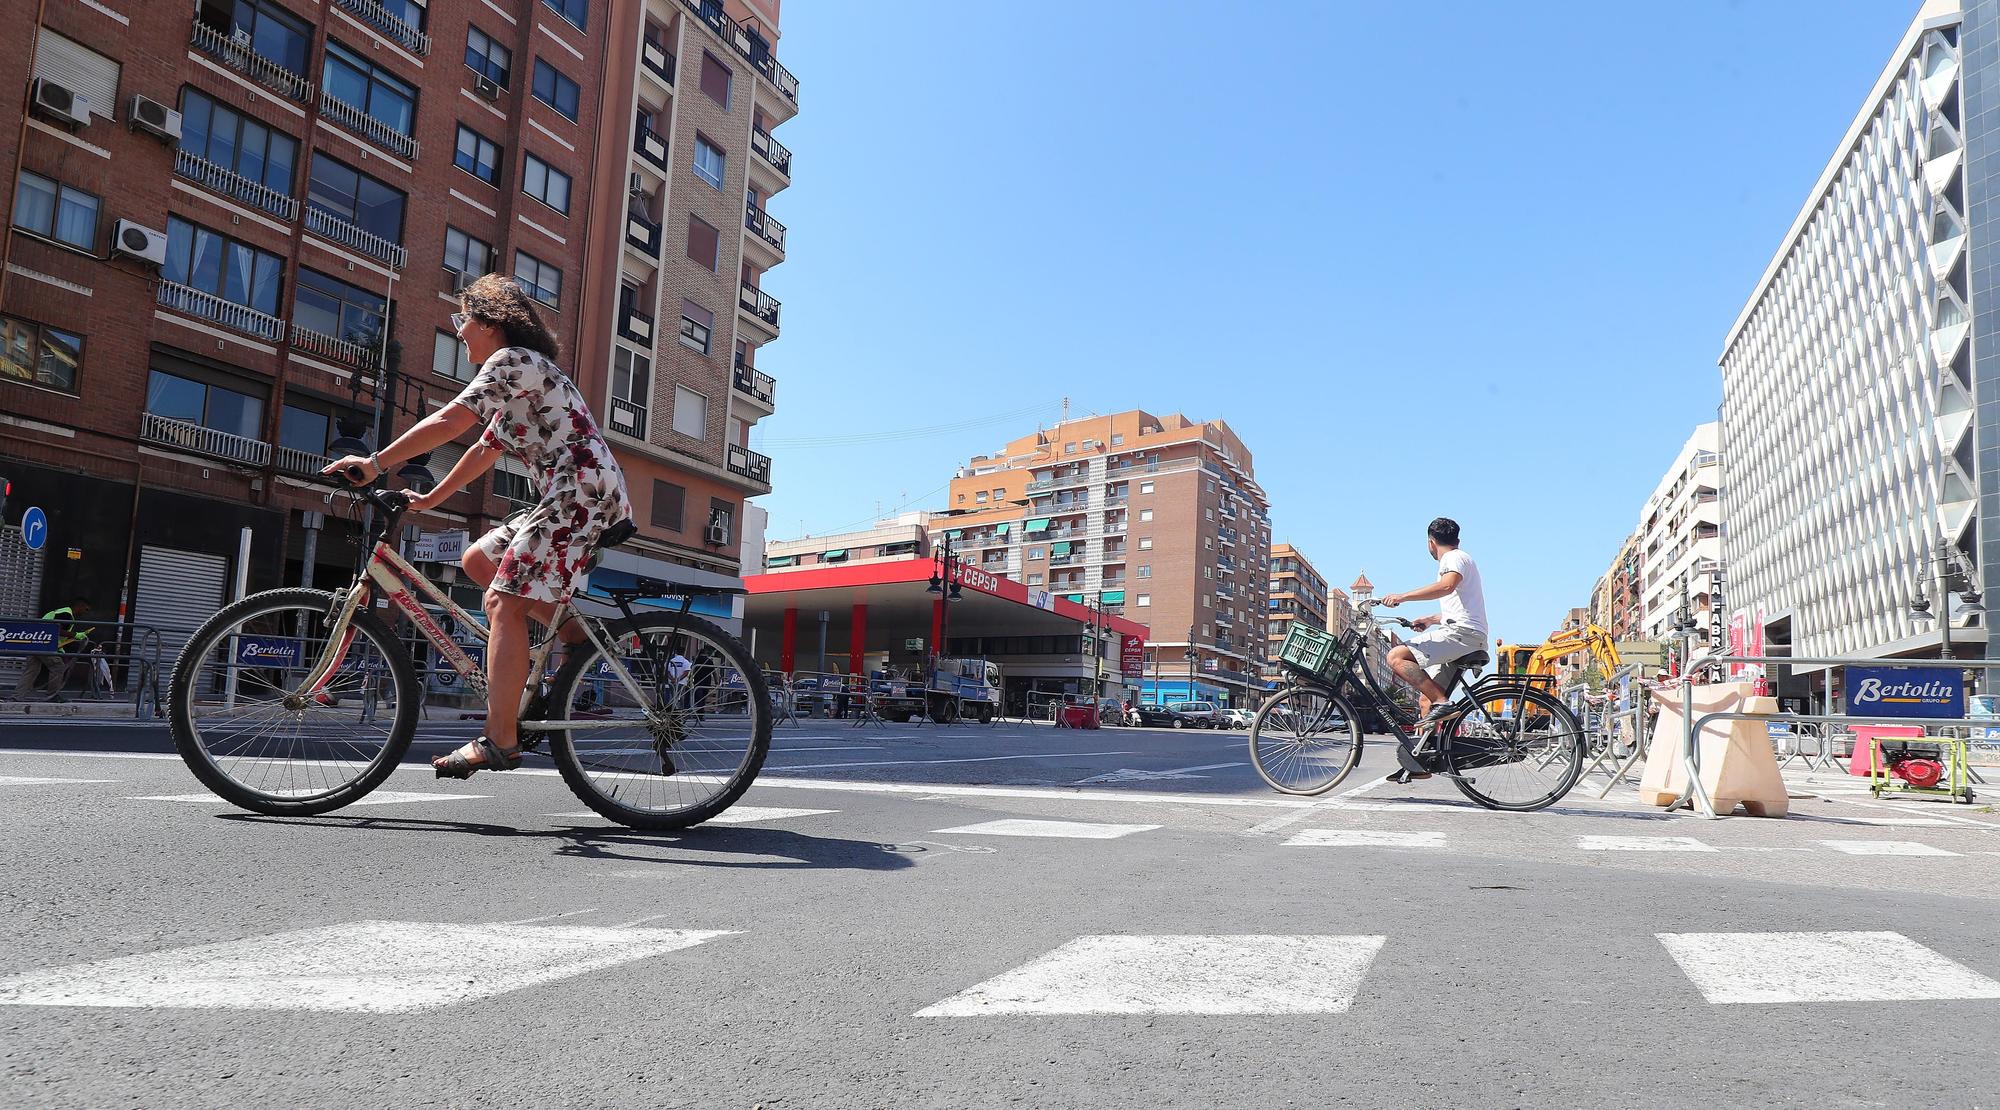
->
<box><xmin>1405</xmin><ymin>622</ymin><xmax>1486</xmax><ymax>672</ymax></box>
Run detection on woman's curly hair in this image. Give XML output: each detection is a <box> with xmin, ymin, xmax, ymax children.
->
<box><xmin>459</xmin><ymin>274</ymin><xmax>561</xmax><ymax>362</ymax></box>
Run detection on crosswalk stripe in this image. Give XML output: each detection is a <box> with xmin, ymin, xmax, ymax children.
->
<box><xmin>1657</xmin><ymin>931</ymin><xmax>2000</xmax><ymax>1004</ymax></box>
<box><xmin>933</xmin><ymin>819</ymin><xmax>1160</xmax><ymax>840</ymax></box>
<box><xmin>1819</xmin><ymin>840</ymin><xmax>1962</xmax><ymax>857</ymax></box>
<box><xmin>1577</xmin><ymin>835</ymin><xmax>1717</xmax><ymax>853</ymax></box>
<box><xmin>543</xmin><ymin>806</ymin><xmax>838</xmax><ymax>825</ymax></box>
<box><xmin>135</xmin><ymin>791</ymin><xmax>489</xmax><ymax>807</ymax></box>
<box><xmin>1282</xmin><ymin>829</ymin><xmax>1446</xmax><ymax>849</ymax></box>
<box><xmin>916</xmin><ymin>934</ymin><xmax>1387</xmax><ymax>1016</ymax></box>
<box><xmin>0</xmin><ymin>776</ymin><xmax>118</xmax><ymax>785</ymax></box>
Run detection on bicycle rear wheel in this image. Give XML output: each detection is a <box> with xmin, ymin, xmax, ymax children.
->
<box><xmin>169</xmin><ymin>588</ymin><xmax>419</xmax><ymax>815</ymax></box>
<box><xmin>542</xmin><ymin>612</ymin><xmax>771</xmax><ymax>830</ymax></box>
<box><xmin>1443</xmin><ymin>686</ymin><xmax>1586</xmax><ymax>811</ymax></box>
<box><xmin>1249</xmin><ymin>684</ymin><xmax>1363</xmax><ymax>796</ymax></box>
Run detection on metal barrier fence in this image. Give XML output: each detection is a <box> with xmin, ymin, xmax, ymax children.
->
<box><xmin>0</xmin><ymin>617</ymin><xmax>163</xmax><ymax>719</ymax></box>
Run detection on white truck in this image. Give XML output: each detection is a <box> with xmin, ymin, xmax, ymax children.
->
<box><xmin>873</xmin><ymin>657</ymin><xmax>1002</xmax><ymax>724</ymax></box>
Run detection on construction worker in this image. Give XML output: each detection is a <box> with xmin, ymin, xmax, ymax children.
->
<box><xmin>15</xmin><ymin>600</ymin><xmax>92</xmax><ymax>702</ymax></box>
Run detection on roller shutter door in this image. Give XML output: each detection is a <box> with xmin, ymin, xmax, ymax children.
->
<box><xmin>134</xmin><ymin>545</ymin><xmax>228</xmax><ymax>668</ymax></box>
<box><xmin>0</xmin><ymin>525</ymin><xmax>48</xmax><ymax>687</ymax></box>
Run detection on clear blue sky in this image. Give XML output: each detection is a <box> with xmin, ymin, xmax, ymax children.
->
<box><xmin>748</xmin><ymin>1</ymin><xmax>1918</xmax><ymax>644</ymax></box>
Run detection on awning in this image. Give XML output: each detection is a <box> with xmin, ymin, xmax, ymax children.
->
<box><xmin>995</xmin><ymin>523</ymin><xmax>1009</xmax><ymax>534</ymax></box>
<box><xmin>766</xmin><ymin>555</ymin><xmax>794</xmax><ymax>567</ymax></box>
<box><xmin>822</xmin><ymin>549</ymin><xmax>847</xmax><ymax>560</ymax></box>
<box><xmin>1063</xmin><ymin>593</ymin><xmax>1085</xmax><ymax>604</ymax></box>
<box><xmin>945</xmin><ymin>529</ymin><xmax>962</xmax><ymax>539</ymax></box>
<box><xmin>1100</xmin><ymin>590</ymin><xmax>1125</xmax><ymax>604</ymax></box>
<box><xmin>1025</xmin><ymin>518</ymin><xmax>1051</xmax><ymax>532</ymax></box>
<box><xmin>1050</xmin><ymin>541</ymin><xmax>1071</xmax><ymax>555</ymax></box>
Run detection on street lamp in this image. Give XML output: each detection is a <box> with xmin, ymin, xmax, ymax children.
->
<box><xmin>1078</xmin><ymin>597</ymin><xmax>1108</xmax><ymax>702</ymax></box>
<box><xmin>1908</xmin><ymin>537</ymin><xmax>1984</xmax><ymax>661</ymax></box>
<box><xmin>927</xmin><ymin>533</ymin><xmax>967</xmax><ymax>656</ymax></box>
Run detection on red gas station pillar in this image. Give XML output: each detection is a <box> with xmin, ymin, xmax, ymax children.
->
<box><xmin>780</xmin><ymin>607</ymin><xmax>798</xmax><ymax>673</ymax></box>
<box><xmin>930</xmin><ymin>598</ymin><xmax>945</xmax><ymax>654</ymax></box>
<box><xmin>849</xmin><ymin>603</ymin><xmax>868</xmax><ymax>675</ymax></box>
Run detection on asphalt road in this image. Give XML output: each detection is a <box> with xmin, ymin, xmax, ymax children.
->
<box><xmin>5</xmin><ymin>718</ymin><xmax>2000</xmax><ymax>1108</ymax></box>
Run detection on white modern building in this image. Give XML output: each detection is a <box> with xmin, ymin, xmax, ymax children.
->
<box><xmin>1718</xmin><ymin>0</ymin><xmax>1985</xmax><ymax>661</ymax></box>
<box><xmin>1636</xmin><ymin>424</ymin><xmax>1722</xmax><ymax>644</ymax></box>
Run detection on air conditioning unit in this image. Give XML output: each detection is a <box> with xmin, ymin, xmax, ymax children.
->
<box><xmin>473</xmin><ymin>75</ymin><xmax>501</xmax><ymax>101</ymax></box>
<box><xmin>129</xmin><ymin>95</ymin><xmax>182</xmax><ymax>142</ymax></box>
<box><xmin>627</xmin><ymin>172</ymin><xmax>647</xmax><ymax>198</ymax></box>
<box><xmin>111</xmin><ymin>220</ymin><xmax>169</xmax><ymax>266</ymax></box>
<box><xmin>452</xmin><ymin>269</ymin><xmax>479</xmax><ymax>293</ymax></box>
<box><xmin>705</xmin><ymin>520</ymin><xmax>729</xmax><ymax>546</ymax></box>
<box><xmin>29</xmin><ymin>78</ymin><xmax>89</xmax><ymax>128</ymax></box>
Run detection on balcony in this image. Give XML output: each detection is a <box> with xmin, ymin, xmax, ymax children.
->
<box><xmin>333</xmin><ymin>0</ymin><xmax>430</xmax><ymax>55</ymax></box>
<box><xmin>289</xmin><ymin>323</ymin><xmax>382</xmax><ymax>371</ymax></box>
<box><xmin>625</xmin><ymin>210</ymin><xmax>662</xmax><ymax>258</ymax></box>
<box><xmin>318</xmin><ymin>92</ymin><xmax>418</xmax><ymax>160</ymax></box>
<box><xmin>1049</xmin><ymin>554</ymin><xmax>1080</xmax><ymax>567</ymax></box>
<box><xmin>617</xmin><ymin>305</ymin><xmax>656</xmax><ymax>346</ymax></box>
<box><xmin>174</xmin><ymin>149</ymin><xmax>298</xmax><ymax>222</ymax></box>
<box><xmin>634</xmin><ymin>119</ymin><xmax>670</xmax><ymax>171</ymax></box>
<box><xmin>304</xmin><ymin>207</ymin><xmax>407</xmax><ymax>269</ymax></box>
<box><xmin>608</xmin><ymin>396</ymin><xmax>648</xmax><ymax>439</ymax></box>
<box><xmin>732</xmin><ymin>358</ymin><xmax>776</xmax><ymax>408</ymax></box>
<box><xmin>1102</xmin><ymin>494</ymin><xmax>1128</xmax><ymax>508</ymax></box>
<box><xmin>190</xmin><ymin>21</ymin><xmax>311</xmax><ymax>102</ymax></box>
<box><xmin>640</xmin><ymin>38</ymin><xmax>676</xmax><ymax>88</ymax></box>
<box><xmin>1102</xmin><ymin>520</ymin><xmax>1128</xmax><ymax>534</ymax></box>
<box><xmin>727</xmin><ymin>443</ymin><xmax>773</xmax><ymax>487</ymax></box>
<box><xmin>141</xmin><ymin>411</ymin><xmax>271</xmax><ymax>467</ymax></box>
<box><xmin>680</xmin><ymin>0</ymin><xmax>799</xmax><ymax>107</ymax></box>
<box><xmin>738</xmin><ymin>282</ymin><xmax>781</xmax><ymax>334</ymax></box>
<box><xmin>156</xmin><ymin>281</ymin><xmax>283</xmax><ymax>342</ymax></box>
<box><xmin>750</xmin><ymin>127</ymin><xmax>793</xmax><ymax>180</ymax></box>
<box><xmin>273</xmin><ymin>445</ymin><xmax>330</xmax><ymax>476</ymax></box>
<box><xmin>743</xmin><ymin>201</ymin><xmax>787</xmax><ymax>258</ymax></box>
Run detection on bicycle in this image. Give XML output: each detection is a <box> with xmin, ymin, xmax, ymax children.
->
<box><xmin>1248</xmin><ymin>600</ymin><xmax>1588</xmax><ymax>811</ymax></box>
<box><xmin>166</xmin><ymin>479</ymin><xmax>771</xmax><ymax>829</ymax></box>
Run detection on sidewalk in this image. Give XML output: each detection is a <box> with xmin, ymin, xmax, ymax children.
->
<box><xmin>0</xmin><ymin>700</ymin><xmax>156</xmax><ymax>720</ymax></box>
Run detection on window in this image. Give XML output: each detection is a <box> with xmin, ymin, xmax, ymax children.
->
<box><xmin>975</xmin><ymin>491</ymin><xmax>988</xmax><ymax>503</ymax></box>
<box><xmin>1204</xmin><ymin>537</ymin><xmax>1213</xmax><ymax>549</ymax></box>
<box><xmin>178</xmin><ymin>89</ymin><xmax>299</xmax><ymax>198</ymax></box>
<box><xmin>1027</xmin><ymin>574</ymin><xmax>1043</xmax><ymax>586</ymax></box>
<box><xmin>164</xmin><ymin>217</ymin><xmax>283</xmax><ymax>316</ymax></box>
<box><xmin>465</xmin><ymin>26</ymin><xmax>511</xmax><ymax>86</ymax></box>
<box><xmin>1201</xmin><ymin>595</ymin><xmax>1209</xmax><ymax>608</ymax></box>
<box><xmin>514</xmin><ymin>251</ymin><xmax>561</xmax><ymax>307</ymax></box>
<box><xmin>693</xmin><ymin>135</ymin><xmax>725</xmax><ymax>189</ymax></box>
<box><xmin>613</xmin><ymin>345</ymin><xmax>650</xmax><ymax>407</ymax></box>
<box><xmin>532</xmin><ymin>59</ymin><xmax>580</xmax><ymax>122</ymax></box>
<box><xmin>443</xmin><ymin>227</ymin><xmax>493</xmax><ymax>285</ymax></box>
<box><xmin>306</xmin><ymin>154</ymin><xmax>406</xmax><ymax>243</ymax></box>
<box><xmin>1206</xmin><ymin>480</ymin><xmax>1215</xmax><ymax>493</ymax></box>
<box><xmin>322</xmin><ymin>41</ymin><xmax>418</xmax><ymax>139</ymax></box>
<box><xmin>34</xmin><ymin>28</ymin><xmax>122</xmax><ymax>119</ymax></box>
<box><xmin>1137</xmin><ymin>594</ymin><xmax>1150</xmax><ymax>607</ymax></box>
<box><xmin>494</xmin><ymin>467</ymin><xmax>533</xmax><ymax>504</ymax></box>
<box><xmin>685</xmin><ymin>215</ymin><xmax>719</xmax><ymax>270</ymax></box>
<box><xmin>1064</xmin><ymin>443</ymin><xmax>1076</xmax><ymax>455</ymax></box>
<box><xmin>454</xmin><ymin>125</ymin><xmax>502</xmax><ymax>185</ymax></box>
<box><xmin>543</xmin><ymin>0</ymin><xmax>586</xmax><ymax>32</ymax></box>
<box><xmin>521</xmin><ymin>154</ymin><xmax>571</xmax><ymax>214</ymax></box>
<box><xmin>672</xmin><ymin>385</ymin><xmax>707</xmax><ymax>439</ymax></box>
<box><xmin>679</xmin><ymin>299</ymin><xmax>713</xmax><ymax>354</ymax></box>
<box><xmin>1138</xmin><ymin>565</ymin><xmax>1151</xmax><ymax>578</ymax></box>
<box><xmin>699</xmin><ymin>51</ymin><xmax>732</xmax><ymax>108</ymax></box>
<box><xmin>293</xmin><ymin>268</ymin><xmax>387</xmax><ymax>346</ymax></box>
<box><xmin>432</xmin><ymin>330</ymin><xmax>475</xmax><ymax>381</ymax></box>
<box><xmin>1204</xmin><ymin>566</ymin><xmax>1213</xmax><ymax>580</ymax></box>
<box><xmin>709</xmin><ymin>500</ymin><xmax>734</xmax><ymax>544</ymax></box>
<box><xmin>146</xmin><ymin>369</ymin><xmax>264</xmax><ymax>439</ymax></box>
<box><xmin>651</xmin><ymin>480</ymin><xmax>684</xmax><ymax>531</ymax></box>
<box><xmin>1139</xmin><ymin>508</ymin><xmax>1154</xmax><ymax>522</ymax></box>
<box><xmin>1111</xmin><ymin>434</ymin><xmax>1124</xmax><ymax>446</ymax></box>
<box><xmin>11</xmin><ymin>172</ymin><xmax>98</xmax><ymax>251</ymax></box>
<box><xmin>1138</xmin><ymin>537</ymin><xmax>1152</xmax><ymax>550</ymax></box>
<box><xmin>1139</xmin><ymin>481</ymin><xmax>1153</xmax><ymax>494</ymax></box>
<box><xmin>1205</xmin><ymin>508</ymin><xmax>1213</xmax><ymax>520</ymax></box>
<box><xmin>995</xmin><ymin>488</ymin><xmax>1007</xmax><ymax>499</ymax></box>
<box><xmin>0</xmin><ymin>315</ymin><xmax>81</xmax><ymax>393</ymax></box>
<box><xmin>278</xmin><ymin>404</ymin><xmax>332</xmax><ymax>456</ymax></box>
<box><xmin>1028</xmin><ymin>547</ymin><xmax>1045</xmax><ymax>560</ymax></box>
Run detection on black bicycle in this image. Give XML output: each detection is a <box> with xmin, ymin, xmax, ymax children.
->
<box><xmin>1249</xmin><ymin>600</ymin><xmax>1587</xmax><ymax>811</ymax></box>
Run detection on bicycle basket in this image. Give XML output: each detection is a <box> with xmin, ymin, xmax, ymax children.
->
<box><xmin>1277</xmin><ymin>623</ymin><xmax>1356</xmax><ymax>681</ymax></box>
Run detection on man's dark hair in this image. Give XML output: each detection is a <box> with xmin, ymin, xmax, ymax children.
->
<box><xmin>1427</xmin><ymin>517</ymin><xmax>1460</xmax><ymax>547</ymax></box>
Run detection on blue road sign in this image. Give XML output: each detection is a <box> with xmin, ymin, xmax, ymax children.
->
<box><xmin>19</xmin><ymin>506</ymin><xmax>47</xmax><ymax>551</ymax></box>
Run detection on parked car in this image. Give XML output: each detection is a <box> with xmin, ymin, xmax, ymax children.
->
<box><xmin>1217</xmin><ymin>707</ymin><xmax>1253</xmax><ymax>729</ymax></box>
<box><xmin>1096</xmin><ymin>698</ymin><xmax>1133</xmax><ymax>726</ymax></box>
<box><xmin>1169</xmin><ymin>700</ymin><xmax>1222</xmax><ymax>728</ymax></box>
<box><xmin>1132</xmin><ymin>703</ymin><xmax>1195</xmax><ymax>728</ymax></box>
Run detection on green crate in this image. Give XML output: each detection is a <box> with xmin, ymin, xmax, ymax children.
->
<box><xmin>1277</xmin><ymin>622</ymin><xmax>1340</xmax><ymax>677</ymax></box>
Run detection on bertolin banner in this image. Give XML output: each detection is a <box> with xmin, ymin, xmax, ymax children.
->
<box><xmin>1845</xmin><ymin>666</ymin><xmax>1964</xmax><ymax>719</ymax></box>
<box><xmin>0</xmin><ymin>620</ymin><xmax>60</xmax><ymax>654</ymax></box>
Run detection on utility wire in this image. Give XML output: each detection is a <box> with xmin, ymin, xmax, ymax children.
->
<box><xmin>750</xmin><ymin>400</ymin><xmax>1059</xmax><ymax>449</ymax></box>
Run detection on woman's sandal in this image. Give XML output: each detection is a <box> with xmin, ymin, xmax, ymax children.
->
<box><xmin>434</xmin><ymin>737</ymin><xmax>523</xmax><ymax>780</ymax></box>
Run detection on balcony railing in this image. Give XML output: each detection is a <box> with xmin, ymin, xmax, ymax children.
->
<box><xmin>334</xmin><ymin>0</ymin><xmax>430</xmax><ymax>55</ymax></box>
<box><xmin>156</xmin><ymin>281</ymin><xmax>283</xmax><ymax>342</ymax></box>
<box><xmin>141</xmin><ymin>411</ymin><xmax>271</xmax><ymax>467</ymax></box>
<box><xmin>732</xmin><ymin>359</ymin><xmax>776</xmax><ymax>405</ymax></box>
<box><xmin>617</xmin><ymin>306</ymin><xmax>656</xmax><ymax>345</ymax></box>
<box><xmin>318</xmin><ymin>91</ymin><xmax>418</xmax><ymax>159</ymax></box>
<box><xmin>680</xmin><ymin>0</ymin><xmax>799</xmax><ymax>106</ymax></box>
<box><xmin>626</xmin><ymin>210</ymin><xmax>662</xmax><ymax>257</ymax></box>
<box><xmin>634</xmin><ymin>121</ymin><xmax>670</xmax><ymax>169</ymax></box>
<box><xmin>744</xmin><ymin>202</ymin><xmax>787</xmax><ymax>253</ymax></box>
<box><xmin>174</xmin><ymin>149</ymin><xmax>298</xmax><ymax>222</ymax></box>
<box><xmin>608</xmin><ymin>396</ymin><xmax>648</xmax><ymax>439</ymax></box>
<box><xmin>738</xmin><ymin>282</ymin><xmax>781</xmax><ymax>329</ymax></box>
<box><xmin>274</xmin><ymin>445</ymin><xmax>329</xmax><ymax>475</ymax></box>
<box><xmin>750</xmin><ymin>127</ymin><xmax>793</xmax><ymax>178</ymax></box>
<box><xmin>727</xmin><ymin>443</ymin><xmax>772</xmax><ymax>486</ymax></box>
<box><xmin>1049</xmin><ymin>554</ymin><xmax>1080</xmax><ymax>567</ymax></box>
<box><xmin>641</xmin><ymin>39</ymin><xmax>676</xmax><ymax>86</ymax></box>
<box><xmin>289</xmin><ymin>323</ymin><xmax>382</xmax><ymax>369</ymax></box>
<box><xmin>304</xmin><ymin>206</ymin><xmax>407</xmax><ymax>269</ymax></box>
<box><xmin>191</xmin><ymin>21</ymin><xmax>311</xmax><ymax>102</ymax></box>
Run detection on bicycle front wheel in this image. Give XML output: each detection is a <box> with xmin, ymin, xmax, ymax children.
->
<box><xmin>1443</xmin><ymin>686</ymin><xmax>1587</xmax><ymax>811</ymax></box>
<box><xmin>169</xmin><ymin>587</ymin><xmax>419</xmax><ymax>815</ymax></box>
<box><xmin>1249</xmin><ymin>684</ymin><xmax>1363</xmax><ymax>796</ymax></box>
<box><xmin>542</xmin><ymin>612</ymin><xmax>772</xmax><ymax>830</ymax></box>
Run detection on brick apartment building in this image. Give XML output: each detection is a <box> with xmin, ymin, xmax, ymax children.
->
<box><xmin>0</xmin><ymin>0</ymin><xmax>795</xmax><ymax>641</ymax></box>
<box><xmin>1263</xmin><ymin>541</ymin><xmax>1328</xmax><ymax>683</ymax></box>
<box><xmin>926</xmin><ymin>410</ymin><xmax>1272</xmax><ymax>707</ymax></box>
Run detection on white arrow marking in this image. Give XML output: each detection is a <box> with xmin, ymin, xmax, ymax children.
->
<box><xmin>1074</xmin><ymin>762</ymin><xmax>1245</xmax><ymax>784</ymax></box>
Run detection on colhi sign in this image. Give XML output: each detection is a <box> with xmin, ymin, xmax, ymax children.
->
<box><xmin>1845</xmin><ymin>665</ymin><xmax>1963</xmax><ymax>720</ymax></box>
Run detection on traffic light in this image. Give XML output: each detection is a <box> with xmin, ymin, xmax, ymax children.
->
<box><xmin>0</xmin><ymin>476</ymin><xmax>10</xmax><ymax>523</ymax></box>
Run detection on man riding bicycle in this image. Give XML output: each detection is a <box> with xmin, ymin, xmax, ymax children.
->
<box><xmin>1380</xmin><ymin>517</ymin><xmax>1487</xmax><ymax>733</ymax></box>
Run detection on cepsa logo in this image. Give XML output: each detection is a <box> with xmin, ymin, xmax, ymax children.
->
<box><xmin>956</xmin><ymin>566</ymin><xmax>1001</xmax><ymax>595</ymax></box>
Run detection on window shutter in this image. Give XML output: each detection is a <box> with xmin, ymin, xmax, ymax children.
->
<box><xmin>651</xmin><ymin>480</ymin><xmax>684</xmax><ymax>531</ymax></box>
<box><xmin>35</xmin><ymin>30</ymin><xmax>120</xmax><ymax>120</ymax></box>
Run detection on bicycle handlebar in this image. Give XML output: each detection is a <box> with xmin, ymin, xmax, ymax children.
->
<box><xmin>311</xmin><ymin>468</ymin><xmax>410</xmax><ymax>520</ymax></box>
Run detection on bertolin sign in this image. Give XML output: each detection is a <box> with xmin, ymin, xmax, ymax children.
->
<box><xmin>0</xmin><ymin>620</ymin><xmax>59</xmax><ymax>654</ymax></box>
<box><xmin>1845</xmin><ymin>665</ymin><xmax>1964</xmax><ymax>720</ymax></box>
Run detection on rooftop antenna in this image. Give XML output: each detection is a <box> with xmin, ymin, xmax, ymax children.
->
<box><xmin>1061</xmin><ymin>396</ymin><xmax>1069</xmax><ymax>426</ymax></box>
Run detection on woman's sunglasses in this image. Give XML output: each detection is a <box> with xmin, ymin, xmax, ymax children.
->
<box><xmin>449</xmin><ymin>312</ymin><xmax>469</xmax><ymax>334</ymax></box>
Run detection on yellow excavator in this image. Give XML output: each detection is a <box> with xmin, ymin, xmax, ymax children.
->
<box><xmin>1490</xmin><ymin>624</ymin><xmax>1622</xmax><ymax>713</ymax></box>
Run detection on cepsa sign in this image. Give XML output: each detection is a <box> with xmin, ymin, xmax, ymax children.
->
<box><xmin>956</xmin><ymin>566</ymin><xmax>1002</xmax><ymax>595</ymax></box>
<box><xmin>1122</xmin><ymin>634</ymin><xmax>1145</xmax><ymax>678</ymax></box>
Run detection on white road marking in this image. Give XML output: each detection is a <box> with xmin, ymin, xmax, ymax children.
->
<box><xmin>702</xmin><ymin>806</ymin><xmax>837</xmax><ymax>824</ymax></box>
<box><xmin>0</xmin><ymin>776</ymin><xmax>118</xmax><ymax>785</ymax></box>
<box><xmin>1657</xmin><ymin>931</ymin><xmax>2000</xmax><ymax>1004</ymax></box>
<box><xmin>767</xmin><ymin>751</ymin><xmax>1142</xmax><ymax>772</ymax></box>
<box><xmin>745</xmin><ymin>776</ymin><xmax>1343</xmax><ymax>810</ymax></box>
<box><xmin>1240</xmin><ymin>804</ymin><xmax>1343</xmax><ymax>837</ymax></box>
<box><xmin>0</xmin><ymin>921</ymin><xmax>735</xmax><ymax>1012</ymax></box>
<box><xmin>136</xmin><ymin>790</ymin><xmax>489</xmax><ymax>807</ymax></box>
<box><xmin>1073</xmin><ymin>762</ymin><xmax>1246</xmax><ymax>784</ymax></box>
<box><xmin>0</xmin><ymin>749</ymin><xmax>181</xmax><ymax>761</ymax></box>
<box><xmin>1819</xmin><ymin>840</ymin><xmax>1962</xmax><ymax>857</ymax></box>
<box><xmin>917</xmin><ymin>934</ymin><xmax>1387</xmax><ymax>1016</ymax></box>
<box><xmin>1577</xmin><ymin>835</ymin><xmax>1717</xmax><ymax>853</ymax></box>
<box><xmin>1282</xmin><ymin>829</ymin><xmax>1447</xmax><ymax>849</ymax></box>
<box><xmin>498</xmin><ymin>908</ymin><xmax>599</xmax><ymax>925</ymax></box>
<box><xmin>935</xmin><ymin>818</ymin><xmax>1160</xmax><ymax>840</ymax></box>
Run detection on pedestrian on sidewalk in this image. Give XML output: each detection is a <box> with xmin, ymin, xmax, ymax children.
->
<box><xmin>14</xmin><ymin>600</ymin><xmax>94</xmax><ymax>702</ymax></box>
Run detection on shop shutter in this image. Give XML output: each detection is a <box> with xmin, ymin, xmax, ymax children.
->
<box><xmin>35</xmin><ymin>29</ymin><xmax>120</xmax><ymax>120</ymax></box>
<box><xmin>0</xmin><ymin>525</ymin><xmax>48</xmax><ymax>688</ymax></box>
<box><xmin>134</xmin><ymin>545</ymin><xmax>228</xmax><ymax>668</ymax></box>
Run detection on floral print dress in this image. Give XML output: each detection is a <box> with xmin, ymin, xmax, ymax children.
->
<box><xmin>452</xmin><ymin>346</ymin><xmax>633</xmax><ymax>603</ymax></box>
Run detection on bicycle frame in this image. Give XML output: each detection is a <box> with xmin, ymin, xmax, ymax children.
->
<box><xmin>1297</xmin><ymin>622</ymin><xmax>1554</xmax><ymax>751</ymax></box>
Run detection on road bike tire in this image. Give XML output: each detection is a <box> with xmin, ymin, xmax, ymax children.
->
<box><xmin>169</xmin><ymin>587</ymin><xmax>420</xmax><ymax>816</ymax></box>
<box><xmin>1443</xmin><ymin>686</ymin><xmax>1587</xmax><ymax>811</ymax></box>
<box><xmin>544</xmin><ymin>612</ymin><xmax>772</xmax><ymax>830</ymax></box>
<box><xmin>1249</xmin><ymin>684</ymin><xmax>1364</xmax><ymax>796</ymax></box>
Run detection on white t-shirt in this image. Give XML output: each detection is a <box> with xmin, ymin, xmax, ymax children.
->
<box><xmin>1437</xmin><ymin>548</ymin><xmax>1487</xmax><ymax>635</ymax></box>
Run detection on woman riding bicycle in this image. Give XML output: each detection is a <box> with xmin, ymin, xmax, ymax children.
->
<box><xmin>324</xmin><ymin>274</ymin><xmax>633</xmax><ymax>778</ymax></box>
